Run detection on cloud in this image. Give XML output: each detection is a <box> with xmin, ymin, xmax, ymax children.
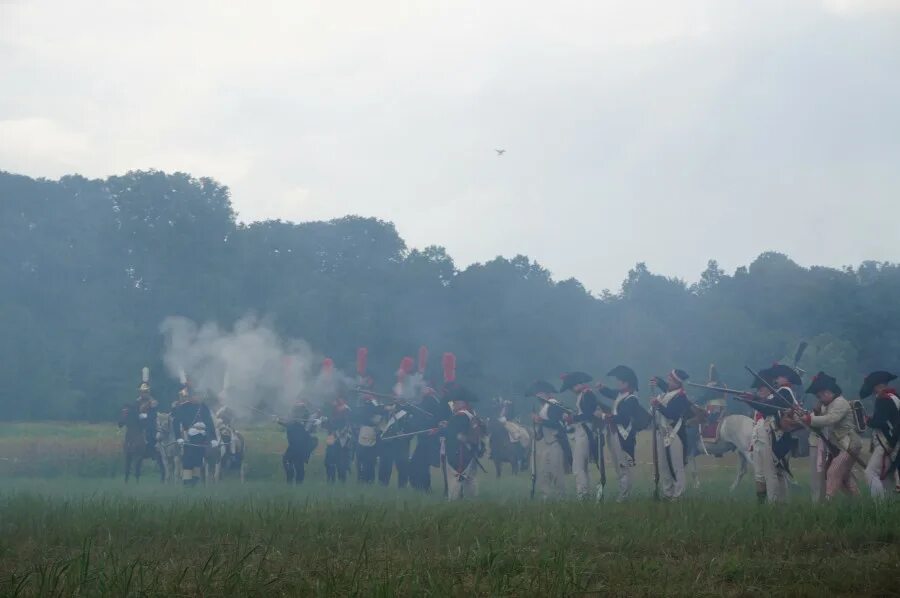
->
<box><xmin>2</xmin><ymin>0</ymin><xmax>899</xmax><ymax>291</ymax></box>
<box><xmin>0</xmin><ymin>117</ymin><xmax>91</xmax><ymax>175</ymax></box>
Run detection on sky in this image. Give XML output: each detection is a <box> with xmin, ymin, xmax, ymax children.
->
<box><xmin>1</xmin><ymin>0</ymin><xmax>899</xmax><ymax>292</ymax></box>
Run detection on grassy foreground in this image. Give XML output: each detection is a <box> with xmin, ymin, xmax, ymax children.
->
<box><xmin>0</xmin><ymin>422</ymin><xmax>898</xmax><ymax>596</ymax></box>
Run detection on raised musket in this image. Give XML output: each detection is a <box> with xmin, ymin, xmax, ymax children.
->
<box><xmin>745</xmin><ymin>366</ymin><xmax>868</xmax><ymax>469</ymax></box>
<box><xmin>649</xmin><ymin>380</ymin><xmax>660</xmax><ymax>501</ymax></box>
<box><xmin>354</xmin><ymin>388</ymin><xmax>434</xmax><ymax>418</ymax></box>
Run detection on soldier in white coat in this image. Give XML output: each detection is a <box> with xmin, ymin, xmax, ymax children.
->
<box><xmin>797</xmin><ymin>372</ymin><xmax>862</xmax><ymax>499</ymax></box>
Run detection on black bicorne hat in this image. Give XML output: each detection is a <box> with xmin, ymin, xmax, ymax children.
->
<box><xmin>805</xmin><ymin>371</ymin><xmax>842</xmax><ymax>396</ymax></box>
<box><xmin>607</xmin><ymin>365</ymin><xmax>639</xmax><ymax>391</ymax></box>
<box><xmin>525</xmin><ymin>380</ymin><xmax>558</xmax><ymax>396</ymax></box>
<box><xmin>560</xmin><ymin>371</ymin><xmax>593</xmax><ymax>393</ymax></box>
<box><xmin>447</xmin><ymin>385</ymin><xmax>479</xmax><ymax>404</ymax></box>
<box><xmin>750</xmin><ymin>367</ymin><xmax>775</xmax><ymax>390</ymax></box>
<box><xmin>670</xmin><ymin>369</ymin><xmax>690</xmax><ymax>383</ymax></box>
<box><xmin>859</xmin><ymin>370</ymin><xmax>897</xmax><ymax>399</ymax></box>
<box><xmin>768</xmin><ymin>363</ymin><xmax>802</xmax><ymax>386</ymax></box>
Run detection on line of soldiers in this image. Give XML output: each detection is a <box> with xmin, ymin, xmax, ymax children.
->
<box><xmin>744</xmin><ymin>366</ymin><xmax>900</xmax><ymax>503</ymax></box>
<box><xmin>131</xmin><ymin>354</ymin><xmax>900</xmax><ymax>502</ymax></box>
<box><xmin>274</xmin><ymin>350</ymin><xmax>489</xmax><ymax>501</ymax></box>
<box><xmin>524</xmin><ymin>362</ymin><xmax>900</xmax><ymax>503</ymax></box>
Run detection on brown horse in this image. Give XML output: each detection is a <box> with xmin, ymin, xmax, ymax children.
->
<box><xmin>487</xmin><ymin>401</ymin><xmax>530</xmax><ymax>478</ymax></box>
<box><xmin>118</xmin><ymin>402</ymin><xmax>165</xmax><ymax>483</ymax></box>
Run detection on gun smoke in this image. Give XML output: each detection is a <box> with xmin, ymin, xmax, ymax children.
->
<box><xmin>159</xmin><ymin>315</ymin><xmax>350</xmax><ymax>418</ymax></box>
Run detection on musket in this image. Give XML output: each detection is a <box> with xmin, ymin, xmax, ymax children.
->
<box><xmin>650</xmin><ymin>381</ymin><xmax>660</xmax><ymax>501</ymax></box>
<box><xmin>729</xmin><ymin>394</ymin><xmax>793</xmax><ymax>413</ymax></box>
<box><xmin>530</xmin><ymin>407</ymin><xmax>538</xmax><ymax>500</ymax></box>
<box><xmin>355</xmin><ymin>388</ymin><xmax>434</xmax><ymax>418</ymax></box>
<box><xmin>380</xmin><ymin>427</ymin><xmax>439</xmax><ymax>442</ymax></box>
<box><xmin>745</xmin><ymin>366</ymin><xmax>867</xmax><ymax>469</ymax></box>
<box><xmin>535</xmin><ymin>395</ymin><xmax>576</xmax><ymax>414</ymax></box>
<box><xmin>685</xmin><ymin>381</ymin><xmax>756</xmax><ymax>401</ymax></box>
<box><xmin>440</xmin><ymin>437</ymin><xmax>449</xmax><ymax>498</ymax></box>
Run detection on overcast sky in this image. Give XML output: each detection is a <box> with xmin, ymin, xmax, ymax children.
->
<box><xmin>2</xmin><ymin>0</ymin><xmax>899</xmax><ymax>292</ymax></box>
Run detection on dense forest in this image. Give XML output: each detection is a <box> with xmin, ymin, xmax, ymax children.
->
<box><xmin>2</xmin><ymin>169</ymin><xmax>898</xmax><ymax>421</ymax></box>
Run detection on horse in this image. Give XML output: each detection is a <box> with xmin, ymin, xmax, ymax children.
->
<box><xmin>155</xmin><ymin>412</ymin><xmax>181</xmax><ymax>483</ymax></box>
<box><xmin>487</xmin><ymin>400</ymin><xmax>530</xmax><ymax>478</ymax></box>
<box><xmin>118</xmin><ymin>403</ymin><xmax>165</xmax><ymax>483</ymax></box>
<box><xmin>684</xmin><ymin>410</ymin><xmax>755</xmax><ymax>492</ymax></box>
<box><xmin>205</xmin><ymin>423</ymin><xmax>246</xmax><ymax>483</ymax></box>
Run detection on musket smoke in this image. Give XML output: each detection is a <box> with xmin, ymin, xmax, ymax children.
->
<box><xmin>159</xmin><ymin>315</ymin><xmax>349</xmax><ymax>417</ymax></box>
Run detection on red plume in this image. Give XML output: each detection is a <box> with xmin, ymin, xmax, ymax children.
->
<box><xmin>356</xmin><ymin>347</ymin><xmax>368</xmax><ymax>376</ymax></box>
<box><xmin>417</xmin><ymin>346</ymin><xmax>429</xmax><ymax>374</ymax></box>
<box><xmin>321</xmin><ymin>358</ymin><xmax>334</xmax><ymax>377</ymax></box>
<box><xmin>442</xmin><ymin>352</ymin><xmax>456</xmax><ymax>383</ymax></box>
<box><xmin>399</xmin><ymin>356</ymin><xmax>414</xmax><ymax>379</ymax></box>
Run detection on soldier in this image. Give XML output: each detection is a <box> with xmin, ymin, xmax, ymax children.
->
<box><xmin>596</xmin><ymin>365</ymin><xmax>648</xmax><ymax>502</ymax></box>
<box><xmin>171</xmin><ymin>381</ymin><xmax>218</xmax><ymax>486</ymax></box>
<box><xmin>749</xmin><ymin>368</ymin><xmax>794</xmax><ymax>504</ymax></box>
<box><xmin>797</xmin><ymin>372</ymin><xmax>861</xmax><ymax>499</ymax></box>
<box><xmin>528</xmin><ymin>380</ymin><xmax>571</xmax><ymax>500</ymax></box>
<box><xmin>408</xmin><ymin>387</ymin><xmax>451</xmax><ymax>492</ymax></box>
<box><xmin>136</xmin><ymin>367</ymin><xmax>159</xmax><ymax>452</ymax></box>
<box><xmin>442</xmin><ymin>385</ymin><xmax>485</xmax><ymax>501</ymax></box>
<box><xmin>860</xmin><ymin>371</ymin><xmax>900</xmax><ymax>499</ymax></box>
<box><xmin>379</xmin><ymin>357</ymin><xmax>417</xmax><ymax>488</ymax></box>
<box><xmin>276</xmin><ymin>402</ymin><xmax>318</xmax><ymax>485</ymax></box>
<box><xmin>650</xmin><ymin>369</ymin><xmax>692</xmax><ymax>500</ymax></box>
<box><xmin>355</xmin><ymin>392</ymin><xmax>385</xmax><ymax>483</ymax></box>
<box><xmin>323</xmin><ymin>396</ymin><xmax>353</xmax><ymax>483</ymax></box>
<box><xmin>560</xmin><ymin>372</ymin><xmax>600</xmax><ymax>500</ymax></box>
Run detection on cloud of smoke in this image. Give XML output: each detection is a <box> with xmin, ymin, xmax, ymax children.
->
<box><xmin>159</xmin><ymin>314</ymin><xmax>349</xmax><ymax>418</ymax></box>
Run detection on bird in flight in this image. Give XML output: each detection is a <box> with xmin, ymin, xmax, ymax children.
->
<box><xmin>495</xmin><ymin>149</ymin><xmax>506</xmax><ymax>156</ymax></box>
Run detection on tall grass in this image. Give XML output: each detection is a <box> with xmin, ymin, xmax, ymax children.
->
<box><xmin>0</xmin><ymin>423</ymin><xmax>897</xmax><ymax>596</ymax></box>
<box><xmin>0</xmin><ymin>478</ymin><xmax>898</xmax><ymax>596</ymax></box>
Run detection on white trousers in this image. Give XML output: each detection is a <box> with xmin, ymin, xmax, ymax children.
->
<box><xmin>607</xmin><ymin>431</ymin><xmax>634</xmax><ymax>502</ymax></box>
<box><xmin>865</xmin><ymin>440</ymin><xmax>898</xmax><ymax>499</ymax></box>
<box><xmin>536</xmin><ymin>436</ymin><xmax>566</xmax><ymax>500</ymax></box>
<box><xmin>655</xmin><ymin>430</ymin><xmax>685</xmax><ymax>499</ymax></box>
<box><xmin>752</xmin><ymin>432</ymin><xmax>789</xmax><ymax>503</ymax></box>
<box><xmin>447</xmin><ymin>461</ymin><xmax>477</xmax><ymax>501</ymax></box>
<box><xmin>809</xmin><ymin>441</ymin><xmax>826</xmax><ymax>503</ymax></box>
<box><xmin>572</xmin><ymin>425</ymin><xmax>592</xmax><ymax>499</ymax></box>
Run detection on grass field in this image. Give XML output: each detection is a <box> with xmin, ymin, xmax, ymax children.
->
<box><xmin>0</xmin><ymin>422</ymin><xmax>898</xmax><ymax>596</ymax></box>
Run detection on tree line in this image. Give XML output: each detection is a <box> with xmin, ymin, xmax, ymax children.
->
<box><xmin>2</xmin><ymin>169</ymin><xmax>897</xmax><ymax>420</ymax></box>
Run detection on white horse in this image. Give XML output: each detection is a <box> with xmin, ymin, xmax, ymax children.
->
<box><xmin>156</xmin><ymin>412</ymin><xmax>182</xmax><ymax>483</ymax></box>
<box><xmin>205</xmin><ymin>423</ymin><xmax>246</xmax><ymax>483</ymax></box>
<box><xmin>686</xmin><ymin>414</ymin><xmax>755</xmax><ymax>492</ymax></box>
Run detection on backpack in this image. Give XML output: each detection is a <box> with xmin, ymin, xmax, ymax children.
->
<box><xmin>630</xmin><ymin>398</ymin><xmax>653</xmax><ymax>432</ymax></box>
